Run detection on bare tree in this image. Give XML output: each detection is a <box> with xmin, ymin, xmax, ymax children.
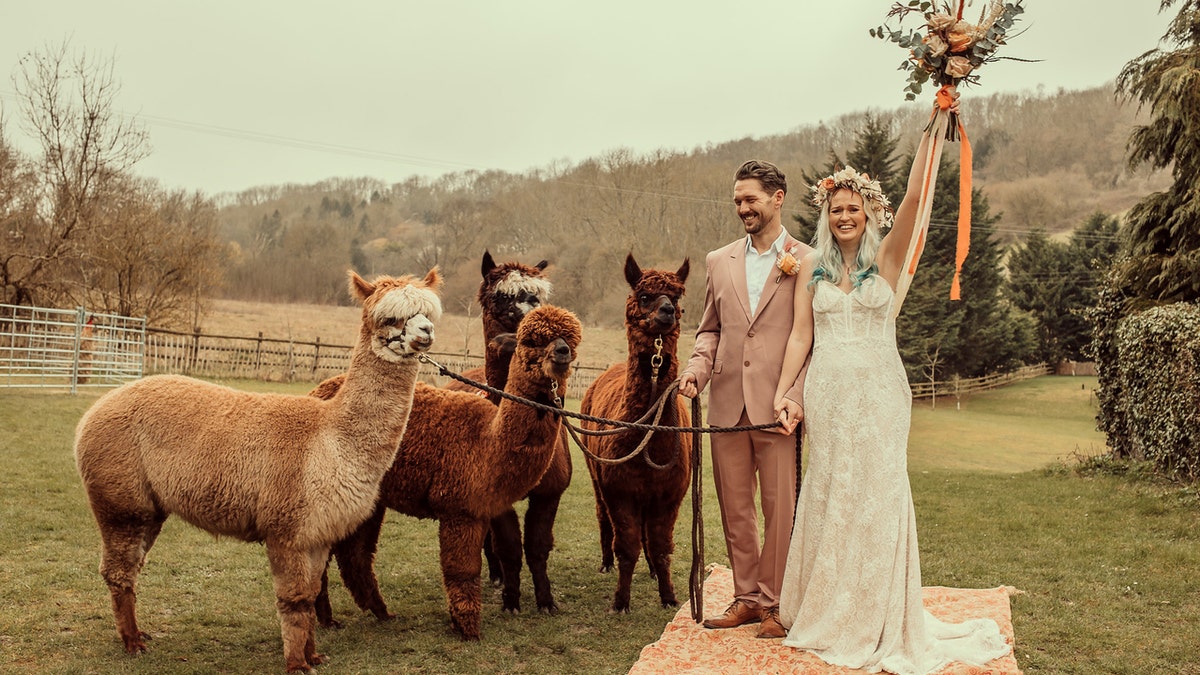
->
<box><xmin>7</xmin><ymin>40</ymin><xmax>150</xmax><ymax>307</ymax></box>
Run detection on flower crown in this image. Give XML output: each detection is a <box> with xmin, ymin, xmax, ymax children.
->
<box><xmin>810</xmin><ymin>166</ymin><xmax>894</xmax><ymax>230</ymax></box>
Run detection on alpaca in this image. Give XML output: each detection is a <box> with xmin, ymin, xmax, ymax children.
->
<box><xmin>313</xmin><ymin>304</ymin><xmax>582</xmax><ymax>639</ymax></box>
<box><xmin>581</xmin><ymin>254</ymin><xmax>692</xmax><ymax>613</ymax></box>
<box><xmin>73</xmin><ymin>268</ymin><xmax>443</xmax><ymax>673</ymax></box>
<box><xmin>443</xmin><ymin>250</ymin><xmax>570</xmax><ymax>615</ymax></box>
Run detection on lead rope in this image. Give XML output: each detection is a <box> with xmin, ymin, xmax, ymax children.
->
<box><xmin>689</xmin><ymin>394</ymin><xmax>705</xmax><ymax>623</ymax></box>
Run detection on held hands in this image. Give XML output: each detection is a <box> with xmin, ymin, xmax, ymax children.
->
<box><xmin>772</xmin><ymin>396</ymin><xmax>804</xmax><ymax>436</ymax></box>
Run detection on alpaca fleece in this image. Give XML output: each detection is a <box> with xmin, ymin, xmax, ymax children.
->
<box><xmin>315</xmin><ymin>304</ymin><xmax>583</xmax><ymax>640</ymax></box>
<box><xmin>74</xmin><ymin>268</ymin><xmax>442</xmax><ymax>673</ymax></box>
<box><xmin>582</xmin><ymin>254</ymin><xmax>693</xmax><ymax>613</ymax></box>
<box><xmin>443</xmin><ymin>250</ymin><xmax>571</xmax><ymax>615</ymax></box>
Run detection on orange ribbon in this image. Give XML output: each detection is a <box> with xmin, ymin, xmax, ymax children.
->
<box><xmin>933</xmin><ymin>85</ymin><xmax>972</xmax><ymax>301</ymax></box>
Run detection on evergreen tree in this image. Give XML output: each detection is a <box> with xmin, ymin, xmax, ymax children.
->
<box><xmin>895</xmin><ymin>160</ymin><xmax>1036</xmax><ymax>379</ymax></box>
<box><xmin>1006</xmin><ymin>228</ymin><xmax>1072</xmax><ymax>362</ymax></box>
<box><xmin>793</xmin><ymin>114</ymin><xmax>902</xmax><ymax>243</ymax></box>
<box><xmin>1112</xmin><ymin>0</ymin><xmax>1200</xmax><ymax>303</ymax></box>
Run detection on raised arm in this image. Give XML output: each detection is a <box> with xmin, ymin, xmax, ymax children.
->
<box><xmin>877</xmin><ymin>87</ymin><xmax>959</xmax><ymax>287</ymax></box>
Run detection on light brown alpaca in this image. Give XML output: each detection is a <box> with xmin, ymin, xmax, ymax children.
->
<box><xmin>311</xmin><ymin>305</ymin><xmax>582</xmax><ymax>640</ymax></box>
<box><xmin>74</xmin><ymin>268</ymin><xmax>443</xmax><ymax>673</ymax></box>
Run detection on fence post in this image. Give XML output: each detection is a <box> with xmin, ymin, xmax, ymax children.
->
<box><xmin>70</xmin><ymin>307</ymin><xmax>85</xmax><ymax>395</ymax></box>
<box><xmin>255</xmin><ymin>332</ymin><xmax>264</xmax><ymax>373</ymax></box>
<box><xmin>287</xmin><ymin>341</ymin><xmax>295</xmax><ymax>383</ymax></box>
<box><xmin>312</xmin><ymin>337</ymin><xmax>321</xmax><ymax>378</ymax></box>
<box><xmin>188</xmin><ymin>327</ymin><xmax>201</xmax><ymax>375</ymax></box>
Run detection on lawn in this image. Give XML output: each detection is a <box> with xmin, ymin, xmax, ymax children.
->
<box><xmin>1</xmin><ymin>375</ymin><xmax>1197</xmax><ymax>674</ymax></box>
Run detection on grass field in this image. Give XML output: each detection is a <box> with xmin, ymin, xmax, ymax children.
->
<box><xmin>1</xmin><ymin>376</ymin><xmax>1198</xmax><ymax>674</ymax></box>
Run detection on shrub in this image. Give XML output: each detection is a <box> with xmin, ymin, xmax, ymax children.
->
<box><xmin>1114</xmin><ymin>303</ymin><xmax>1200</xmax><ymax>480</ymax></box>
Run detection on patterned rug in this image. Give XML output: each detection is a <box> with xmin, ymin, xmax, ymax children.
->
<box><xmin>629</xmin><ymin>565</ymin><xmax>1023</xmax><ymax>675</ymax></box>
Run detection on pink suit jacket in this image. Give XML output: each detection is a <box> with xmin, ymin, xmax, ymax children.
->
<box><xmin>684</xmin><ymin>234</ymin><xmax>810</xmax><ymax>428</ymax></box>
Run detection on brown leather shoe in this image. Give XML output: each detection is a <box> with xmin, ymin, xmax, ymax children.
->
<box><xmin>702</xmin><ymin>599</ymin><xmax>761</xmax><ymax>629</ymax></box>
<box><xmin>756</xmin><ymin>605</ymin><xmax>787</xmax><ymax>639</ymax></box>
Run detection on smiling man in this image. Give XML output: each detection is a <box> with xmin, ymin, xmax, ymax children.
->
<box><xmin>679</xmin><ymin>159</ymin><xmax>812</xmax><ymax>639</ymax></box>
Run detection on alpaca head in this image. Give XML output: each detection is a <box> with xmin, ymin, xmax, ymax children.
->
<box><xmin>479</xmin><ymin>250</ymin><xmax>553</xmax><ymax>334</ymax></box>
<box><xmin>349</xmin><ymin>268</ymin><xmax>444</xmax><ymax>362</ymax></box>
<box><xmin>513</xmin><ymin>305</ymin><xmax>582</xmax><ymax>395</ymax></box>
<box><xmin>623</xmin><ymin>253</ymin><xmax>690</xmax><ymax>337</ymax></box>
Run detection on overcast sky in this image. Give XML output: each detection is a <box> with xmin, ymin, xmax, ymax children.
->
<box><xmin>0</xmin><ymin>1</ymin><xmax>1177</xmax><ymax>196</ymax></box>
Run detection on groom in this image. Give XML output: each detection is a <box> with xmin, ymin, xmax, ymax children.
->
<box><xmin>679</xmin><ymin>159</ymin><xmax>810</xmax><ymax>639</ymax></box>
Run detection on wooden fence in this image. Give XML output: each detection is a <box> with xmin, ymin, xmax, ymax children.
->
<box><xmin>144</xmin><ymin>327</ymin><xmax>1055</xmax><ymax>404</ymax></box>
<box><xmin>909</xmin><ymin>363</ymin><xmax>1055</xmax><ymax>402</ymax></box>
<box><xmin>144</xmin><ymin>327</ymin><xmax>609</xmax><ymax>400</ymax></box>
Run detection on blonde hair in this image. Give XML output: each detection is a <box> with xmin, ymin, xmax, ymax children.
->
<box><xmin>808</xmin><ymin>189</ymin><xmax>883</xmax><ymax>289</ymax></box>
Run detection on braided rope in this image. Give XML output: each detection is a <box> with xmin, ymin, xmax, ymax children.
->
<box><xmin>419</xmin><ymin>353</ymin><xmax>782</xmax><ymax>434</ymax></box>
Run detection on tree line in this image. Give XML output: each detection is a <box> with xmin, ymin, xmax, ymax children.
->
<box><xmin>1</xmin><ymin>39</ymin><xmax>1157</xmax><ymax>383</ymax></box>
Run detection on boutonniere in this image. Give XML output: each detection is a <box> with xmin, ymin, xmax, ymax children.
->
<box><xmin>776</xmin><ymin>243</ymin><xmax>801</xmax><ymax>282</ymax></box>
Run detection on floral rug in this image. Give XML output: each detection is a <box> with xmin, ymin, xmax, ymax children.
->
<box><xmin>628</xmin><ymin>565</ymin><xmax>1023</xmax><ymax>675</ymax></box>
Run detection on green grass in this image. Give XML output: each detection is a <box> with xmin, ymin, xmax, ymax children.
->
<box><xmin>1</xmin><ymin>376</ymin><xmax>1197</xmax><ymax>673</ymax></box>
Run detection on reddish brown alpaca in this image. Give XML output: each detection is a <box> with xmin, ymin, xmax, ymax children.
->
<box><xmin>443</xmin><ymin>250</ymin><xmax>570</xmax><ymax>615</ymax></box>
<box><xmin>581</xmin><ymin>254</ymin><xmax>692</xmax><ymax>612</ymax></box>
<box><xmin>74</xmin><ymin>269</ymin><xmax>443</xmax><ymax>673</ymax></box>
<box><xmin>312</xmin><ymin>305</ymin><xmax>582</xmax><ymax>639</ymax></box>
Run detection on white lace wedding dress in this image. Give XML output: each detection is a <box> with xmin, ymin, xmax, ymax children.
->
<box><xmin>778</xmin><ymin>275</ymin><xmax>1011</xmax><ymax>675</ymax></box>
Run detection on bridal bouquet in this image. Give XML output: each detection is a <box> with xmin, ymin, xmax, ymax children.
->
<box><xmin>871</xmin><ymin>0</ymin><xmax>1027</xmax><ymax>101</ymax></box>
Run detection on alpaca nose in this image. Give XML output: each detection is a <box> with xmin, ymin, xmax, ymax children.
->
<box><xmin>655</xmin><ymin>301</ymin><xmax>676</xmax><ymax>323</ymax></box>
<box><xmin>410</xmin><ymin>319</ymin><xmax>435</xmax><ymax>350</ymax></box>
<box><xmin>551</xmin><ymin>338</ymin><xmax>572</xmax><ymax>364</ymax></box>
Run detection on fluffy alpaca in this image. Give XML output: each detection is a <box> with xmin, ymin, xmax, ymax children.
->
<box><xmin>443</xmin><ymin>250</ymin><xmax>570</xmax><ymax>615</ymax></box>
<box><xmin>581</xmin><ymin>254</ymin><xmax>693</xmax><ymax>612</ymax></box>
<box><xmin>74</xmin><ymin>269</ymin><xmax>443</xmax><ymax>673</ymax></box>
<box><xmin>312</xmin><ymin>304</ymin><xmax>582</xmax><ymax>639</ymax></box>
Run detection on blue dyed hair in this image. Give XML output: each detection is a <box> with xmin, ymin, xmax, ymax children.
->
<box><xmin>807</xmin><ymin>189</ymin><xmax>883</xmax><ymax>290</ymax></box>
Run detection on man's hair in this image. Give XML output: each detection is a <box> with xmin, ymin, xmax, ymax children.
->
<box><xmin>735</xmin><ymin>160</ymin><xmax>787</xmax><ymax>196</ymax></box>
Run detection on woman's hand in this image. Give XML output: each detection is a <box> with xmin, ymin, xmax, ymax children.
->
<box><xmin>773</xmin><ymin>396</ymin><xmax>804</xmax><ymax>435</ymax></box>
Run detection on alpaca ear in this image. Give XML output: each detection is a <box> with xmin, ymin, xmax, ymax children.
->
<box><xmin>481</xmin><ymin>250</ymin><xmax>496</xmax><ymax>278</ymax></box>
<box><xmin>536</xmin><ymin>260</ymin><xmax>549</xmax><ymax>271</ymax></box>
<box><xmin>423</xmin><ymin>266</ymin><xmax>444</xmax><ymax>292</ymax></box>
<box><xmin>348</xmin><ymin>270</ymin><xmax>375</xmax><ymax>303</ymax></box>
<box><xmin>676</xmin><ymin>258</ymin><xmax>690</xmax><ymax>284</ymax></box>
<box><xmin>623</xmin><ymin>253</ymin><xmax>642</xmax><ymax>288</ymax></box>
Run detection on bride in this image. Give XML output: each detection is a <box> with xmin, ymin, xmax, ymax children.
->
<box><xmin>771</xmin><ymin>89</ymin><xmax>1012</xmax><ymax>674</ymax></box>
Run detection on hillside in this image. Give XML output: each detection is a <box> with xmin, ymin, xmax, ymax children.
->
<box><xmin>209</xmin><ymin>83</ymin><xmax>1168</xmax><ymax>328</ymax></box>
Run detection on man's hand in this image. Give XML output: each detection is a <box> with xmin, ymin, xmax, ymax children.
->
<box><xmin>773</xmin><ymin>398</ymin><xmax>804</xmax><ymax>435</ymax></box>
<box><xmin>679</xmin><ymin>372</ymin><xmax>698</xmax><ymax>399</ymax></box>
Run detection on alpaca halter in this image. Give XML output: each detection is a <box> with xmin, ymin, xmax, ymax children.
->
<box><xmin>810</xmin><ymin>166</ymin><xmax>894</xmax><ymax>230</ymax></box>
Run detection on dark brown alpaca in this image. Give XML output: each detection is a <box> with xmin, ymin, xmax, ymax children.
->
<box><xmin>312</xmin><ymin>305</ymin><xmax>582</xmax><ymax>639</ymax></box>
<box><xmin>74</xmin><ymin>269</ymin><xmax>443</xmax><ymax>673</ymax></box>
<box><xmin>581</xmin><ymin>254</ymin><xmax>692</xmax><ymax>613</ymax></box>
<box><xmin>443</xmin><ymin>250</ymin><xmax>570</xmax><ymax>615</ymax></box>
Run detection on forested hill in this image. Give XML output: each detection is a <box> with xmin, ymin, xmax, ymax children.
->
<box><xmin>216</xmin><ymin>83</ymin><xmax>1167</xmax><ymax>325</ymax></box>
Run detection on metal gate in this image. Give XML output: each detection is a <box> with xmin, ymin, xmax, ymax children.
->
<box><xmin>0</xmin><ymin>304</ymin><xmax>145</xmax><ymax>392</ymax></box>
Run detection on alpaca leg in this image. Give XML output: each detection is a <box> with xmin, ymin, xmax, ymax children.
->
<box><xmin>606</xmin><ymin>504</ymin><xmax>642</xmax><ymax>614</ymax></box>
<box><xmin>330</xmin><ymin>505</ymin><xmax>393</xmax><ymax>621</ymax></box>
<box><xmin>644</xmin><ymin>510</ymin><xmax>680</xmax><ymax>607</ymax></box>
<box><xmin>641</xmin><ymin>520</ymin><xmax>657</xmax><ymax>580</ymax></box>
<box><xmin>489</xmin><ymin>508</ymin><xmax>523</xmax><ymax>613</ymax></box>
<box><xmin>591</xmin><ymin>476</ymin><xmax>615</xmax><ymax>572</ymax></box>
<box><xmin>98</xmin><ymin>516</ymin><xmax>163</xmax><ymax>654</ymax></box>
<box><xmin>266</xmin><ymin>543</ymin><xmax>325</xmax><ymax>673</ymax></box>
<box><xmin>523</xmin><ymin>492</ymin><xmax>561</xmax><ymax>614</ymax></box>
<box><xmin>314</xmin><ymin>556</ymin><xmax>341</xmax><ymax>629</ymax></box>
<box><xmin>439</xmin><ymin>517</ymin><xmax>486</xmax><ymax>640</ymax></box>
<box><xmin>482</xmin><ymin>529</ymin><xmax>503</xmax><ymax>588</ymax></box>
